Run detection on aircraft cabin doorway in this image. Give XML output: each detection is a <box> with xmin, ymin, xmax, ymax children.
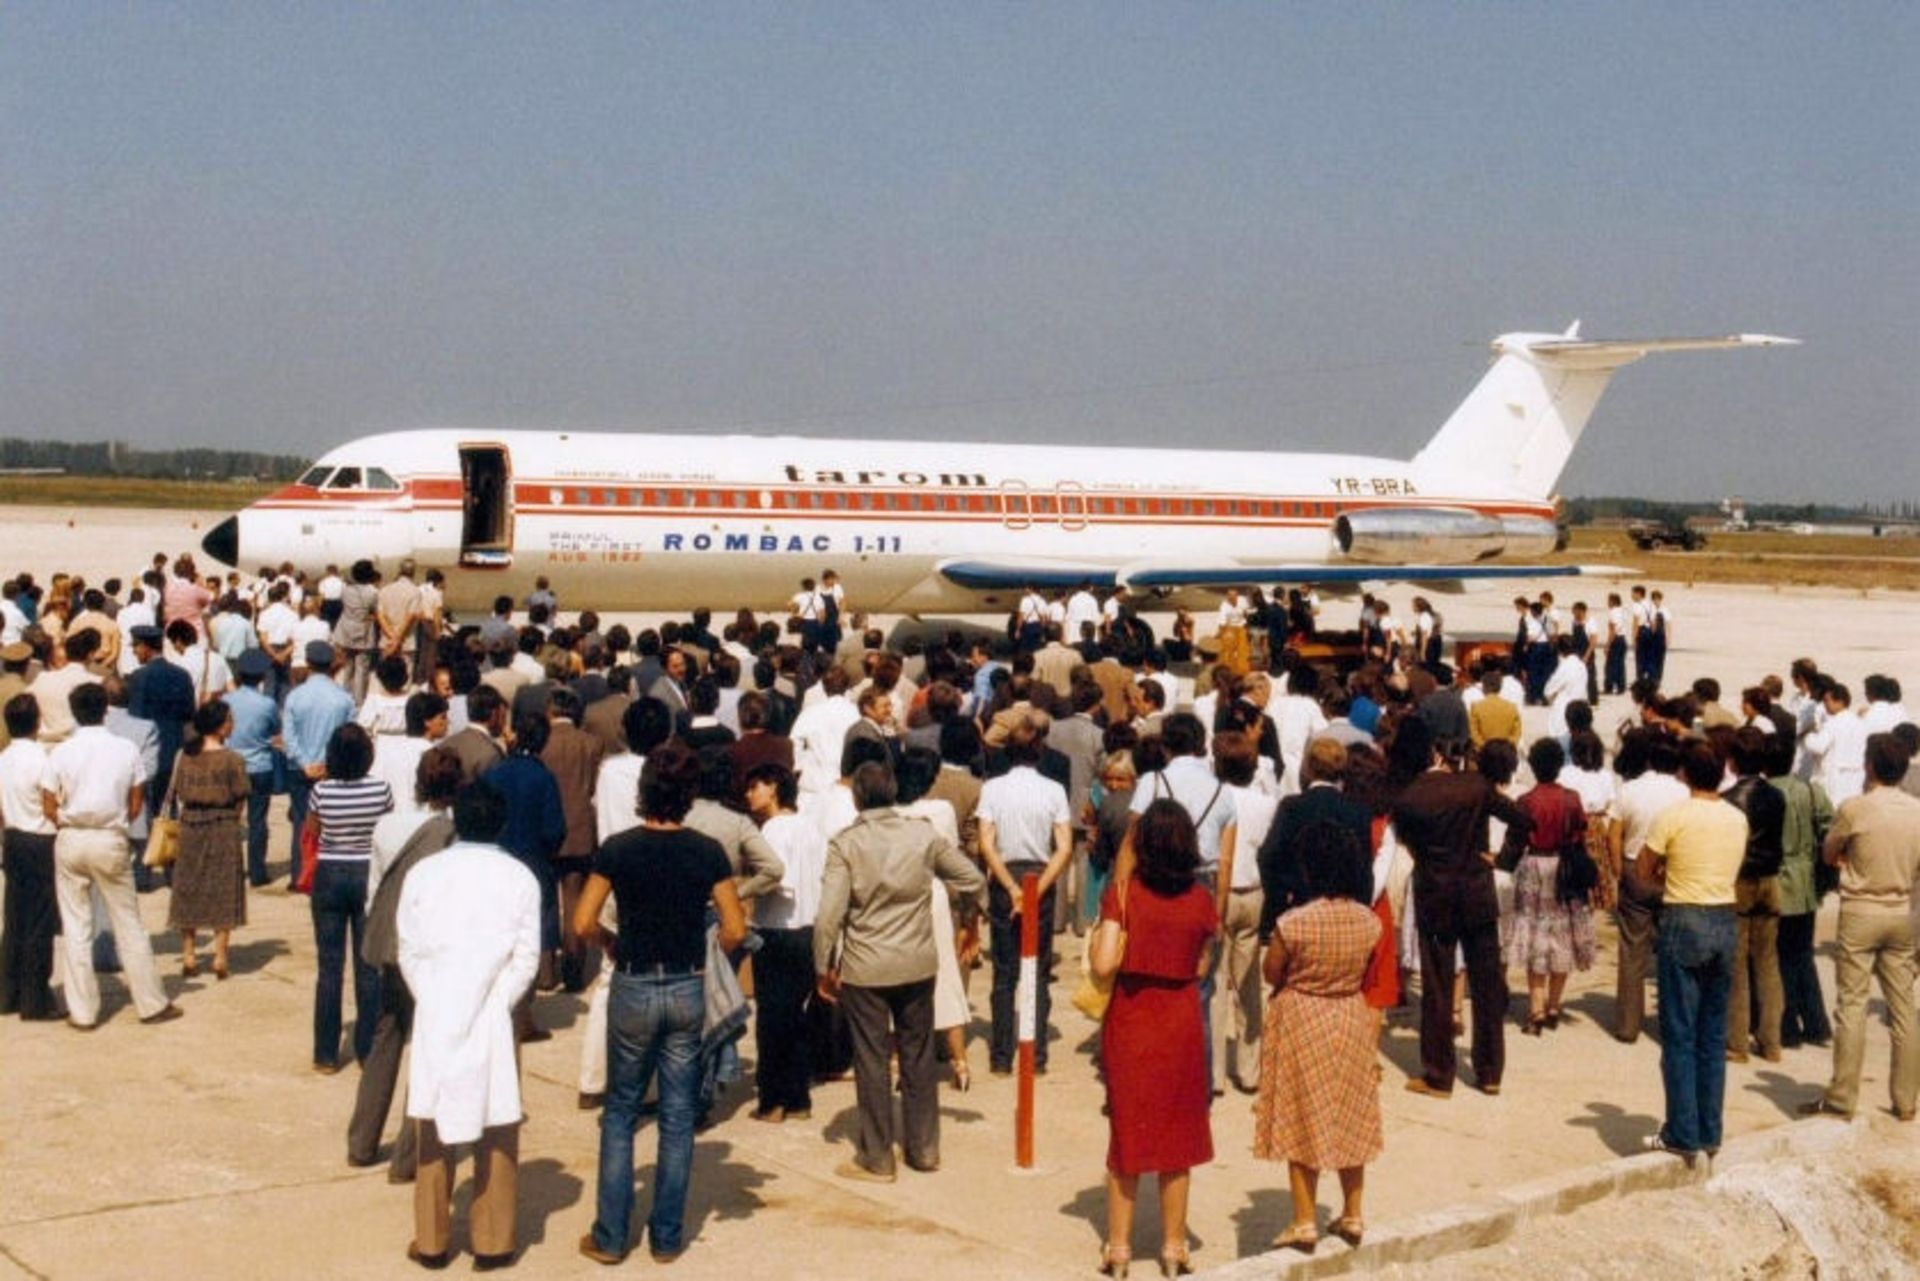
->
<box><xmin>460</xmin><ymin>444</ymin><xmax>514</xmax><ymax>568</ymax></box>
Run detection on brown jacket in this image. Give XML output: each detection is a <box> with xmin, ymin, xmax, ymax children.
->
<box><xmin>541</xmin><ymin>720</ymin><xmax>605</xmax><ymax>860</ymax></box>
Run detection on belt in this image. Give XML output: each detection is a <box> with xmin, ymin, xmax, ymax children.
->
<box><xmin>1230</xmin><ymin>884</ymin><xmax>1262</xmax><ymax>894</ymax></box>
<box><xmin>613</xmin><ymin>961</ymin><xmax>705</xmax><ymax>977</ymax></box>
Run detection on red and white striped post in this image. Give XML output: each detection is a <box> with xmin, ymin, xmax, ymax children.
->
<box><xmin>1016</xmin><ymin>870</ymin><xmax>1040</xmax><ymax>1168</ymax></box>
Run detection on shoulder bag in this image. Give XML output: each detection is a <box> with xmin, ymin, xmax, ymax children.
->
<box><xmin>1071</xmin><ymin>882</ymin><xmax>1128</xmax><ymax>1022</ymax></box>
<box><xmin>143</xmin><ymin>771</ymin><xmax>182</xmax><ymax>870</ymax></box>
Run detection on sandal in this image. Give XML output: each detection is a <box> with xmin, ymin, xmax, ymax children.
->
<box><xmin>951</xmin><ymin>1063</ymin><xmax>971</xmax><ymax>1092</ymax></box>
<box><xmin>1331</xmin><ymin>1215</ymin><xmax>1365</xmax><ymax>1247</ymax></box>
<box><xmin>182</xmin><ymin>956</ymin><xmax>199</xmax><ymax>978</ymax></box>
<box><xmin>1157</xmin><ymin>1245</ymin><xmax>1192</xmax><ymax>1277</ymax></box>
<box><xmin>1521</xmin><ymin>1013</ymin><xmax>1548</xmax><ymax>1037</ymax></box>
<box><xmin>1098</xmin><ymin>1242</ymin><xmax>1131</xmax><ymax>1278</ymax></box>
<box><xmin>1271</xmin><ymin>1223</ymin><xmax>1318</xmax><ymax>1254</ymax></box>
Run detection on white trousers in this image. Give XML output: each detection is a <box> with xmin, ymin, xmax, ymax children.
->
<box><xmin>54</xmin><ymin>827</ymin><xmax>170</xmax><ymax>1025</ymax></box>
<box><xmin>578</xmin><ymin>964</ymin><xmax>611</xmax><ymax>1093</ymax></box>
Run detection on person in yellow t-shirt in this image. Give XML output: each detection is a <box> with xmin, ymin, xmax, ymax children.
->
<box><xmin>1636</xmin><ymin>741</ymin><xmax>1747</xmax><ymax>1161</ymax></box>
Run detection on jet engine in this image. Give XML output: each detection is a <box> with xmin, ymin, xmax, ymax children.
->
<box><xmin>1332</xmin><ymin>507</ymin><xmax>1507</xmax><ymax>565</ymax></box>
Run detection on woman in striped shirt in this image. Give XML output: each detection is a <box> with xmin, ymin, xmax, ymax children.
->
<box><xmin>305</xmin><ymin>723</ymin><xmax>393</xmax><ymax>1072</ymax></box>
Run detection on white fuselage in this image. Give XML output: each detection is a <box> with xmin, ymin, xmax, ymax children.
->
<box><xmin>218</xmin><ymin>428</ymin><xmax>1554</xmax><ymax>614</ymax></box>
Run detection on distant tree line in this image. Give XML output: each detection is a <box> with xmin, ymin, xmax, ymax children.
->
<box><xmin>1565</xmin><ymin>496</ymin><xmax>1914</xmax><ymax>526</ymax></box>
<box><xmin>0</xmin><ymin>438</ymin><xmax>308</xmax><ymax>481</ymax></box>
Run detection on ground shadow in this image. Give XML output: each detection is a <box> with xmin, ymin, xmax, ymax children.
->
<box><xmin>1233</xmin><ymin>1187</ymin><xmax>1295</xmax><ymax>1258</ymax></box>
<box><xmin>1060</xmin><ymin>1178</ymin><xmax>1209</xmax><ymax>1256</ymax></box>
<box><xmin>532</xmin><ymin>989</ymin><xmax>586</xmax><ymax>1034</ymax></box>
<box><xmin>1746</xmin><ymin>1068</ymin><xmax>1815</xmax><ymax>1119</ymax></box>
<box><xmin>1060</xmin><ymin>1182</ymin><xmax>1106</xmax><ymax>1242</ymax></box>
<box><xmin>1566</xmin><ymin>1100</ymin><xmax>1659</xmax><ymax>1156</ymax></box>
<box><xmin>1376</xmin><ymin>1020</ymin><xmax>1426</xmax><ymax>1082</ymax></box>
<box><xmin>650</xmin><ymin>1139</ymin><xmax>776</xmax><ymax>1243</ymax></box>
<box><xmin>513</xmin><ymin>1156</ymin><xmax>586</xmax><ymax>1248</ymax></box>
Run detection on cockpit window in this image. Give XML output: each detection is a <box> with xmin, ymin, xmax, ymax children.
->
<box><xmin>299</xmin><ymin>466</ymin><xmax>333</xmax><ymax>487</ymax></box>
<box><xmin>365</xmin><ymin>468</ymin><xmax>401</xmax><ymax>492</ymax></box>
<box><xmin>327</xmin><ymin>467</ymin><xmax>364</xmax><ymax>489</ymax></box>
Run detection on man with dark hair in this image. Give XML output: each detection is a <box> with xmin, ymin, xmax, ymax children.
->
<box><xmin>815</xmin><ymin>759</ymin><xmax>983</xmax><ymax>1182</ymax></box>
<box><xmin>1724</xmin><ymin>727</ymin><xmax>1788</xmax><ymax>1063</ymax></box>
<box><xmin>0</xmin><ymin>694</ymin><xmax>61</xmax><ymax>1019</ymax></box>
<box><xmin>1804</xmin><ymin>733</ymin><xmax>1919</xmax><ymax>1122</ymax></box>
<box><xmin>224</xmin><ymin>650</ymin><xmax>282</xmax><ymax>886</ymax></box>
<box><xmin>543</xmin><ymin>685</ymin><xmax>607</xmax><ymax>993</ymax></box>
<box><xmin>1610</xmin><ymin>731</ymin><xmax>1687</xmax><ymax>1043</ymax></box>
<box><xmin>42</xmin><ymin>680</ymin><xmax>178</xmax><ymax>1028</ymax></box>
<box><xmin>1393</xmin><ymin>717</ymin><xmax>1531</xmax><ymax>1098</ymax></box>
<box><xmin>977</xmin><ymin>721</ymin><xmax>1073</xmax><ymax>1077</ymax></box>
<box><xmin>1770</xmin><ymin>724</ymin><xmax>1835</xmax><ymax>1050</ymax></box>
<box><xmin>442</xmin><ymin>684</ymin><xmax>508</xmax><ymax>784</ymax></box>
<box><xmin>397</xmin><ymin>778</ymin><xmax>540</xmax><ymax>1270</ymax></box>
<box><xmin>1638</xmin><ymin>741</ymin><xmax>1749</xmax><ymax>1160</ymax></box>
<box><xmin>1259</xmin><ymin>737</ymin><xmax>1371</xmax><ymax>942</ymax></box>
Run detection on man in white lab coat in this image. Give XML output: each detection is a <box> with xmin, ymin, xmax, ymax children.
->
<box><xmin>397</xmin><ymin>781</ymin><xmax>541</xmax><ymax>1270</ymax></box>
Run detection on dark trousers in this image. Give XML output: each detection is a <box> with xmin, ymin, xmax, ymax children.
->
<box><xmin>842</xmin><ymin>978</ymin><xmax>938</xmax><ymax>1174</ymax></box>
<box><xmin>0</xmin><ymin>831</ymin><xmax>61</xmax><ymax>1019</ymax></box>
<box><xmin>311</xmin><ymin>860</ymin><xmax>380</xmax><ymax>1066</ymax></box>
<box><xmin>989</xmin><ymin>874</ymin><xmax>1055</xmax><ymax>1071</ymax></box>
<box><xmin>245</xmin><ymin>771</ymin><xmax>274</xmax><ymax>887</ymax></box>
<box><xmin>754</xmin><ymin>927</ymin><xmax>815</xmax><ymax>1113</ymax></box>
<box><xmin>1603</xmin><ymin>638</ymin><xmax>1629</xmax><ymax>694</ymax></box>
<box><xmin>1634</xmin><ymin>629</ymin><xmax>1654</xmax><ymax>686</ymax></box>
<box><xmin>1615</xmin><ymin>875</ymin><xmax>1662</xmax><ymax>1041</ymax></box>
<box><xmin>347</xmin><ymin>965</ymin><xmax>418</xmax><ymax>1178</ymax></box>
<box><xmin>1525</xmin><ymin>644</ymin><xmax>1553</xmax><ymax>704</ymax></box>
<box><xmin>1417</xmin><ymin>918</ymin><xmax>1506</xmax><ymax>1090</ymax></box>
<box><xmin>1728</xmin><ymin>877</ymin><xmax>1783</xmax><ymax>1058</ymax></box>
<box><xmin>1779</xmin><ymin>911</ymin><xmax>1832</xmax><ymax>1046</ymax></box>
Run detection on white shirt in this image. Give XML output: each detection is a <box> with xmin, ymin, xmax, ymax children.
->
<box><xmin>1607</xmin><ymin>605</ymin><xmax>1627</xmax><ymax>640</ymax></box>
<box><xmin>1226</xmin><ymin>784</ymin><xmax>1278</xmax><ymax>890</ymax></box>
<box><xmin>1017</xmin><ymin>591</ymin><xmax>1048</xmax><ymax>627</ymax></box>
<box><xmin>1616</xmin><ymin>771</ymin><xmax>1689</xmax><ymax>860</ymax></box>
<box><xmin>790</xmin><ymin>589</ymin><xmax>823</xmax><ymax>620</ymax></box>
<box><xmin>168</xmin><ymin>644</ymin><xmax>232</xmax><ymax>705</ymax></box>
<box><xmin>978</xmin><ymin>765</ymin><xmax>1070</xmax><ymax>865</ymax></box>
<box><xmin>1562</xmin><ymin>764</ymin><xmax>1616</xmax><ymax>817</ymax></box>
<box><xmin>790</xmin><ymin>695</ymin><xmax>860</xmax><ymax>795</ymax></box>
<box><xmin>1862</xmin><ymin>701</ymin><xmax>1910</xmax><ymax>735</ymax></box>
<box><xmin>1268</xmin><ymin>691</ymin><xmax>1330</xmax><ymax>795</ymax></box>
<box><xmin>594</xmin><ymin>753</ymin><xmax>646</xmax><ymax>842</ymax></box>
<box><xmin>31</xmin><ymin>663</ymin><xmax>98</xmax><ymax>743</ymax></box>
<box><xmin>42</xmin><ymin>725</ymin><xmax>145</xmax><ymax>831</ymax></box>
<box><xmin>1545</xmin><ymin>654</ymin><xmax>1588</xmax><ymax>738</ymax></box>
<box><xmin>369</xmin><ymin>734</ymin><xmax>432</xmax><ymax>821</ymax></box>
<box><xmin>756</xmin><ymin>811</ymin><xmax>830</xmax><ymax>930</ymax></box>
<box><xmin>115</xmin><ymin>600</ymin><xmax>156</xmax><ymax>676</ymax></box>
<box><xmin>804</xmin><ymin>783</ymin><xmax>859</xmax><ymax>843</ymax></box>
<box><xmin>368</xmin><ymin>807</ymin><xmax>436</xmax><ymax>908</ymax></box>
<box><xmin>1805</xmin><ymin>710</ymin><xmax>1868</xmax><ymax>805</ymax></box>
<box><xmin>1130</xmin><ymin>754</ymin><xmax>1237</xmax><ymax>869</ymax></box>
<box><xmin>0</xmin><ymin>739</ymin><xmax>55</xmax><ymax>835</ymax></box>
<box><xmin>318</xmin><ymin>574</ymin><xmax>344</xmax><ymax>602</ymax></box>
<box><xmin>1217</xmin><ymin>597</ymin><xmax>1248</xmax><ymax>628</ymax></box>
<box><xmin>0</xmin><ymin>599</ymin><xmax>29</xmax><ymax>646</ymax></box>
<box><xmin>257</xmin><ymin>601</ymin><xmax>300</xmax><ymax>650</ymax></box>
<box><xmin>290</xmin><ymin>616</ymin><xmax>332</xmax><ymax>669</ymax></box>
<box><xmin>400</xmin><ymin>842</ymin><xmax>540</xmax><ymax>1144</ymax></box>
<box><xmin>358</xmin><ymin>688</ymin><xmax>413</xmax><ymax>737</ymax></box>
<box><xmin>1064</xmin><ymin>591</ymin><xmax>1101</xmax><ymax>638</ymax></box>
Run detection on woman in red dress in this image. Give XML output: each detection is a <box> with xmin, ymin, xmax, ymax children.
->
<box><xmin>1092</xmin><ymin>799</ymin><xmax>1219</xmax><ymax>1278</ymax></box>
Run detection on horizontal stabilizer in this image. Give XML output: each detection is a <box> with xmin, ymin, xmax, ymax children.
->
<box><xmin>935</xmin><ymin>559</ymin><xmax>1119</xmax><ymax>591</ymax></box>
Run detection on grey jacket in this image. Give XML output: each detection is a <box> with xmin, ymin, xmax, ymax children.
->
<box><xmin>814</xmin><ymin>809</ymin><xmax>985</xmax><ymax>987</ymax></box>
<box><xmin>685</xmin><ymin>799</ymin><xmax>785</xmax><ymax>900</ymax></box>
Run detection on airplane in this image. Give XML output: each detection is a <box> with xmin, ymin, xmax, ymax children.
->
<box><xmin>199</xmin><ymin>325</ymin><xmax>1796</xmax><ymax>614</ymax></box>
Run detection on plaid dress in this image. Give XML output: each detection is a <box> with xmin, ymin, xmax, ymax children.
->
<box><xmin>1254</xmin><ymin>898</ymin><xmax>1384</xmax><ymax>1170</ymax></box>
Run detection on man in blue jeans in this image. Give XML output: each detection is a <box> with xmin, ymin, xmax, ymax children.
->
<box><xmin>222</xmin><ymin>651</ymin><xmax>281</xmax><ymax>887</ymax></box>
<box><xmin>1638</xmin><ymin>741</ymin><xmax>1749</xmax><ymax>1162</ymax></box>
<box><xmin>576</xmin><ymin>743</ymin><xmax>749</xmax><ymax>1266</ymax></box>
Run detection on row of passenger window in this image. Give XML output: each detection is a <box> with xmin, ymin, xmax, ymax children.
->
<box><xmin>535</xmin><ymin>486</ymin><xmax>1336</xmax><ymax>519</ymax></box>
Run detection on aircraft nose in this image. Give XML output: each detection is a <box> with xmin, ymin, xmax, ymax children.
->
<box><xmin>202</xmin><ymin>516</ymin><xmax>240</xmax><ymax>568</ymax></box>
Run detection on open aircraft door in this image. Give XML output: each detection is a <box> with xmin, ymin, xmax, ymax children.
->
<box><xmin>459</xmin><ymin>444</ymin><xmax>514</xmax><ymax>568</ymax></box>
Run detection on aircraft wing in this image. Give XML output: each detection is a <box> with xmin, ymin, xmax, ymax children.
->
<box><xmin>936</xmin><ymin>558</ymin><xmax>1630</xmax><ymax>594</ymax></box>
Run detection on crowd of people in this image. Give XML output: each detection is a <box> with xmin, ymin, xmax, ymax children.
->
<box><xmin>1</xmin><ymin>557</ymin><xmax>1917</xmax><ymax>1274</ymax></box>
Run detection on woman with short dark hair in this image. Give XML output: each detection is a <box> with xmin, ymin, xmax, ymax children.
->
<box><xmin>1092</xmin><ymin>799</ymin><xmax>1218</xmax><ymax>1277</ymax></box>
<box><xmin>1506</xmin><ymin>737</ymin><xmax>1597</xmax><ymax>1035</ymax></box>
<box><xmin>306</xmin><ymin>722</ymin><xmax>393</xmax><ymax>1071</ymax></box>
<box><xmin>1255</xmin><ymin>820</ymin><xmax>1385</xmax><ymax>1254</ymax></box>
<box><xmin>168</xmin><ymin>700</ymin><xmax>252</xmax><ymax>979</ymax></box>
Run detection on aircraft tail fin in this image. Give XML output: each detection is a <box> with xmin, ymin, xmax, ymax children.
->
<box><xmin>1412</xmin><ymin>326</ymin><xmax>1798</xmax><ymax>497</ymax></box>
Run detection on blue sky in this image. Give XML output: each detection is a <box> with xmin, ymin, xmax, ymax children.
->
<box><xmin>1</xmin><ymin>4</ymin><xmax>1912</xmax><ymax>501</ymax></box>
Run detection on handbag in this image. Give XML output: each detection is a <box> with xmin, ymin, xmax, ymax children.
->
<box><xmin>1555</xmin><ymin>840</ymin><xmax>1600</xmax><ymax>905</ymax></box>
<box><xmin>1071</xmin><ymin>885</ymin><xmax>1127</xmax><ymax>1022</ymax></box>
<box><xmin>294</xmin><ymin>816</ymin><xmax>321</xmax><ymax>894</ymax></box>
<box><xmin>143</xmin><ymin>773</ymin><xmax>181</xmax><ymax>870</ymax></box>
